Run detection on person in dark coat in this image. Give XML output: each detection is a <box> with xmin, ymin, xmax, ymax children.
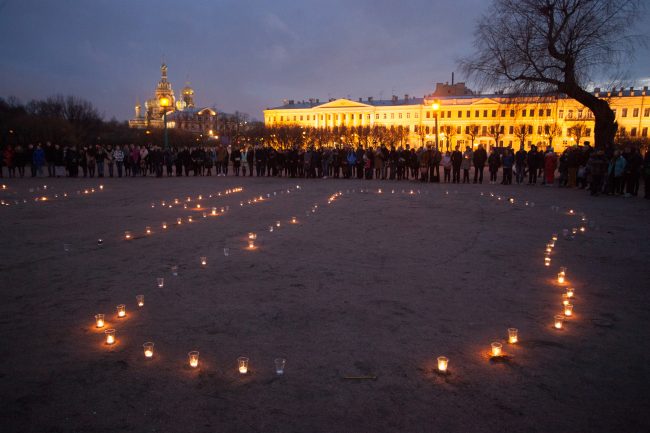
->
<box><xmin>451</xmin><ymin>145</ymin><xmax>463</xmax><ymax>183</ymax></box>
<box><xmin>487</xmin><ymin>147</ymin><xmax>501</xmax><ymax>184</ymax></box>
<box><xmin>472</xmin><ymin>144</ymin><xmax>488</xmax><ymax>184</ymax></box>
<box><xmin>230</xmin><ymin>146</ymin><xmax>242</xmax><ymax>176</ymax></box>
<box><xmin>527</xmin><ymin>145</ymin><xmax>538</xmax><ymax>184</ymax></box>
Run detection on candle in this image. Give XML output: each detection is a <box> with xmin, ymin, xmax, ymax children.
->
<box><xmin>177</xmin><ymin>218</ymin><xmax>182</xmax><ymax>225</ymax></box>
<box><xmin>378</xmin><ymin>188</ymin><xmax>382</xmax><ymax>194</ymax></box>
<box><xmin>248</xmin><ymin>232</ymin><xmax>257</xmax><ymax>240</ymax></box>
<box><xmin>211</xmin><ymin>207</ymin><xmax>217</xmax><ymax>216</ymax></box>
<box><xmin>99</xmin><ymin>185</ymin><xmax>104</xmax><ymax>190</ymax></box>
<box><xmin>105</xmin><ymin>329</ymin><xmax>115</xmax><ymax>344</ymax></box>
<box><xmin>172</xmin><ymin>266</ymin><xmax>178</xmax><ymax>276</ymax></box>
<box><xmin>136</xmin><ymin>295</ymin><xmax>144</xmax><ymax>307</ymax></box>
<box><xmin>143</xmin><ymin>342</ymin><xmax>154</xmax><ymax>358</ymax></box>
<box><xmin>117</xmin><ymin>304</ymin><xmax>126</xmax><ymax>318</ymax></box>
<box><xmin>580</xmin><ymin>226</ymin><xmax>586</xmax><ymax>233</ymax></box>
<box><xmin>508</xmin><ymin>328</ymin><xmax>518</xmax><ymax>344</ymax></box>
<box><xmin>125</xmin><ymin>231</ymin><xmax>132</xmax><ymax>240</ymax></box>
<box><xmin>188</xmin><ymin>216</ymin><xmax>193</xmax><ymax>223</ymax></box>
<box><xmin>276</xmin><ymin>221</ymin><xmax>281</xmax><ymax>227</ymax></box>
<box><xmin>545</xmin><ymin>257</ymin><xmax>551</xmax><ymax>266</ymax></box>
<box><xmin>566</xmin><ymin>287</ymin><xmax>575</xmax><ymax>298</ymax></box>
<box><xmin>564</xmin><ymin>303</ymin><xmax>573</xmax><ymax>317</ymax></box>
<box><xmin>189</xmin><ymin>351</ymin><xmax>199</xmax><ymax>368</ymax></box>
<box><xmin>291</xmin><ymin>217</ymin><xmax>297</xmax><ymax>224</ymax></box>
<box><xmin>557</xmin><ymin>273</ymin><xmax>565</xmax><ymax>284</ymax></box>
<box><xmin>269</xmin><ymin>225</ymin><xmax>274</xmax><ymax>232</ymax></box>
<box><xmin>437</xmin><ymin>356</ymin><xmax>449</xmax><ymax>373</ymax></box>
<box><xmin>238</xmin><ymin>356</ymin><xmax>249</xmax><ymax>374</ymax></box>
<box><xmin>200</xmin><ymin>256</ymin><xmax>207</xmax><ymax>266</ymax></box>
<box><xmin>554</xmin><ymin>314</ymin><xmax>564</xmax><ymax>329</ymax></box>
<box><xmin>569</xmin><ymin>209</ymin><xmax>574</xmax><ymax>214</ymax></box>
<box><xmin>562</xmin><ymin>294</ymin><xmax>570</xmax><ymax>306</ymax></box>
<box><xmin>162</xmin><ymin>222</ymin><xmax>168</xmax><ymax>229</ymax></box>
<box><xmin>545</xmin><ymin>244</ymin><xmax>552</xmax><ymax>253</ymax></box>
<box><xmin>274</xmin><ymin>358</ymin><xmax>286</xmax><ymax>375</ymax></box>
<box><xmin>95</xmin><ymin>314</ymin><xmax>105</xmax><ymax>328</ymax></box>
<box><xmin>146</xmin><ymin>226</ymin><xmax>152</xmax><ymax>235</ymax></box>
<box><xmin>491</xmin><ymin>342</ymin><xmax>502</xmax><ymax>357</ymax></box>
<box><xmin>157</xmin><ymin>277</ymin><xmax>164</xmax><ymax>288</ymax></box>
<box><xmin>552</xmin><ymin>233</ymin><xmax>558</xmax><ymax>241</ymax></box>
<box><xmin>571</xmin><ymin>227</ymin><xmax>578</xmax><ymax>235</ymax></box>
<box><xmin>202</xmin><ymin>212</ymin><xmax>207</xmax><ymax>218</ymax></box>
<box><xmin>248</xmin><ymin>240</ymin><xmax>255</xmax><ymax>249</ymax></box>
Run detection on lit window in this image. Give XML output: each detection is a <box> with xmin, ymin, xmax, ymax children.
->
<box><xmin>458</xmin><ymin>111</ymin><xmax>462</xmax><ymax>118</ymax></box>
<box><xmin>522</xmin><ymin>109</ymin><xmax>527</xmax><ymax>117</ymax></box>
<box><xmin>644</xmin><ymin>108</ymin><xmax>650</xmax><ymax>117</ymax></box>
<box><xmin>491</xmin><ymin>110</ymin><xmax>496</xmax><ymax>117</ymax></box>
<box><xmin>633</xmin><ymin>108</ymin><xmax>639</xmax><ymax>117</ymax></box>
<box><xmin>529</xmin><ymin>109</ymin><xmax>534</xmax><ymax>117</ymax></box>
<box><xmin>622</xmin><ymin>108</ymin><xmax>628</xmax><ymax>117</ymax></box>
<box><xmin>546</xmin><ymin>109</ymin><xmax>551</xmax><ymax>116</ymax></box>
<box><xmin>510</xmin><ymin>110</ymin><xmax>515</xmax><ymax>117</ymax></box>
<box><xmin>631</xmin><ymin>127</ymin><xmax>637</xmax><ymax>137</ymax></box>
<box><xmin>509</xmin><ymin>126</ymin><xmax>514</xmax><ymax>134</ymax></box>
<box><xmin>642</xmin><ymin>127</ymin><xmax>648</xmax><ymax>137</ymax></box>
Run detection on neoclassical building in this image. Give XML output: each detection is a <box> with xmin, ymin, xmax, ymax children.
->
<box><xmin>129</xmin><ymin>63</ymin><xmax>217</xmax><ymax>136</ymax></box>
<box><xmin>263</xmin><ymin>82</ymin><xmax>650</xmax><ymax>150</ymax></box>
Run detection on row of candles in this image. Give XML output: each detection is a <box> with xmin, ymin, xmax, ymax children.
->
<box><xmin>94</xmin><ymin>303</ymin><xmax>286</xmax><ymax>374</ymax></box>
<box><xmin>1</xmin><ymin>183</ymin><xmax>105</xmax><ymax>207</ymax></box>
<box><xmin>150</xmin><ymin>187</ymin><xmax>243</xmax><ymax>210</ymax></box>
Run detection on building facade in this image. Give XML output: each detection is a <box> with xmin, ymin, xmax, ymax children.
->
<box><xmin>263</xmin><ymin>83</ymin><xmax>650</xmax><ymax>150</ymax></box>
<box><xmin>129</xmin><ymin>63</ymin><xmax>217</xmax><ymax>136</ymax></box>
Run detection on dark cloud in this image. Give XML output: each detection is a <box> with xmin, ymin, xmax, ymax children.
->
<box><xmin>1</xmin><ymin>0</ymin><xmax>648</xmax><ymax>121</ymax></box>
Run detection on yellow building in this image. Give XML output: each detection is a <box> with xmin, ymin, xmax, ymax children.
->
<box><xmin>263</xmin><ymin>83</ymin><xmax>650</xmax><ymax>150</ymax></box>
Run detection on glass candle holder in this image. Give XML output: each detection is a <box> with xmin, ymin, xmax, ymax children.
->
<box><xmin>238</xmin><ymin>356</ymin><xmax>249</xmax><ymax>374</ymax></box>
<box><xmin>562</xmin><ymin>294</ymin><xmax>570</xmax><ymax>306</ymax></box>
<box><xmin>269</xmin><ymin>225</ymin><xmax>274</xmax><ymax>232</ymax></box>
<box><xmin>124</xmin><ymin>231</ymin><xmax>132</xmax><ymax>240</ymax></box>
<box><xmin>177</xmin><ymin>217</ymin><xmax>182</xmax><ymax>225</ymax></box>
<box><xmin>291</xmin><ymin>217</ymin><xmax>297</xmax><ymax>224</ymax></box>
<box><xmin>557</xmin><ymin>273</ymin><xmax>565</xmax><ymax>284</ymax></box>
<box><xmin>171</xmin><ymin>266</ymin><xmax>178</xmax><ymax>276</ymax></box>
<box><xmin>248</xmin><ymin>232</ymin><xmax>257</xmax><ymax>240</ymax></box>
<box><xmin>200</xmin><ymin>256</ymin><xmax>207</xmax><ymax>266</ymax></box>
<box><xmin>579</xmin><ymin>226</ymin><xmax>586</xmax><ymax>233</ymax></box>
<box><xmin>188</xmin><ymin>216</ymin><xmax>193</xmax><ymax>223</ymax></box>
<box><xmin>566</xmin><ymin>287</ymin><xmax>575</xmax><ymax>298</ymax></box>
<box><xmin>202</xmin><ymin>212</ymin><xmax>207</xmax><ymax>218</ymax></box>
<box><xmin>545</xmin><ymin>244</ymin><xmax>552</xmax><ymax>253</ymax></box>
<box><xmin>97</xmin><ymin>239</ymin><xmax>103</xmax><ymax>246</ymax></box>
<box><xmin>95</xmin><ymin>314</ymin><xmax>105</xmax><ymax>328</ymax></box>
<box><xmin>274</xmin><ymin>358</ymin><xmax>286</xmax><ymax>375</ymax></box>
<box><xmin>117</xmin><ymin>304</ymin><xmax>126</xmax><ymax>318</ymax></box>
<box><xmin>491</xmin><ymin>342</ymin><xmax>502</xmax><ymax>357</ymax></box>
<box><xmin>105</xmin><ymin>329</ymin><xmax>115</xmax><ymax>344</ymax></box>
<box><xmin>276</xmin><ymin>221</ymin><xmax>281</xmax><ymax>227</ymax></box>
<box><xmin>211</xmin><ymin>207</ymin><xmax>217</xmax><ymax>216</ymax></box>
<box><xmin>554</xmin><ymin>314</ymin><xmax>564</xmax><ymax>329</ymax></box>
<box><xmin>223</xmin><ymin>247</ymin><xmax>230</xmax><ymax>257</ymax></box>
<box><xmin>145</xmin><ymin>226</ymin><xmax>152</xmax><ymax>235</ymax></box>
<box><xmin>564</xmin><ymin>303</ymin><xmax>573</xmax><ymax>317</ymax></box>
<box><xmin>559</xmin><ymin>267</ymin><xmax>567</xmax><ymax>276</ymax></box>
<box><xmin>508</xmin><ymin>328</ymin><xmax>518</xmax><ymax>344</ymax></box>
<box><xmin>569</xmin><ymin>209</ymin><xmax>574</xmax><ymax>215</ymax></box>
<box><xmin>437</xmin><ymin>356</ymin><xmax>449</xmax><ymax>372</ymax></box>
<box><xmin>549</xmin><ymin>240</ymin><xmax>555</xmax><ymax>248</ymax></box>
<box><xmin>157</xmin><ymin>277</ymin><xmax>164</xmax><ymax>288</ymax></box>
<box><xmin>143</xmin><ymin>342</ymin><xmax>154</xmax><ymax>358</ymax></box>
<box><xmin>552</xmin><ymin>233</ymin><xmax>558</xmax><ymax>241</ymax></box>
<box><xmin>248</xmin><ymin>240</ymin><xmax>255</xmax><ymax>249</ymax></box>
<box><xmin>571</xmin><ymin>227</ymin><xmax>578</xmax><ymax>235</ymax></box>
<box><xmin>136</xmin><ymin>294</ymin><xmax>144</xmax><ymax>307</ymax></box>
<box><xmin>162</xmin><ymin>222</ymin><xmax>168</xmax><ymax>229</ymax></box>
<box><xmin>188</xmin><ymin>351</ymin><xmax>199</xmax><ymax>368</ymax></box>
<box><xmin>544</xmin><ymin>257</ymin><xmax>551</xmax><ymax>266</ymax></box>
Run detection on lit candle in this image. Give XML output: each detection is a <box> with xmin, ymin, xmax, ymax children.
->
<box><xmin>200</xmin><ymin>256</ymin><xmax>207</xmax><ymax>266</ymax></box>
<box><xmin>188</xmin><ymin>351</ymin><xmax>199</xmax><ymax>368</ymax></box>
<box><xmin>95</xmin><ymin>314</ymin><xmax>105</xmax><ymax>328</ymax></box>
<box><xmin>171</xmin><ymin>265</ymin><xmax>178</xmax><ymax>276</ymax></box>
<box><xmin>569</xmin><ymin>209</ymin><xmax>574</xmax><ymax>214</ymax></box>
<box><xmin>269</xmin><ymin>225</ymin><xmax>274</xmax><ymax>232</ymax></box>
<box><xmin>562</xmin><ymin>294</ymin><xmax>570</xmax><ymax>306</ymax></box>
<box><xmin>545</xmin><ymin>244</ymin><xmax>552</xmax><ymax>253</ymax></box>
<box><xmin>136</xmin><ymin>295</ymin><xmax>144</xmax><ymax>307</ymax></box>
<box><xmin>146</xmin><ymin>226</ymin><xmax>152</xmax><ymax>235</ymax></box>
<box><xmin>291</xmin><ymin>217</ymin><xmax>297</xmax><ymax>224</ymax></box>
<box><xmin>554</xmin><ymin>314</ymin><xmax>564</xmax><ymax>329</ymax></box>
<box><xmin>143</xmin><ymin>342</ymin><xmax>154</xmax><ymax>358</ymax></box>
<box><xmin>571</xmin><ymin>227</ymin><xmax>578</xmax><ymax>235</ymax></box>
<box><xmin>157</xmin><ymin>277</ymin><xmax>164</xmax><ymax>288</ymax></box>
<box><xmin>105</xmin><ymin>329</ymin><xmax>115</xmax><ymax>344</ymax></box>
<box><xmin>162</xmin><ymin>222</ymin><xmax>168</xmax><ymax>229</ymax></box>
<box><xmin>238</xmin><ymin>356</ymin><xmax>249</xmax><ymax>374</ymax></box>
<box><xmin>552</xmin><ymin>233</ymin><xmax>558</xmax><ymax>241</ymax></box>
<box><xmin>545</xmin><ymin>257</ymin><xmax>551</xmax><ymax>266</ymax></box>
<box><xmin>248</xmin><ymin>232</ymin><xmax>257</xmax><ymax>240</ymax></box>
<box><xmin>99</xmin><ymin>185</ymin><xmax>104</xmax><ymax>190</ymax></box>
<box><xmin>579</xmin><ymin>226</ymin><xmax>586</xmax><ymax>233</ymax></box>
<box><xmin>491</xmin><ymin>342</ymin><xmax>502</xmax><ymax>357</ymax></box>
<box><xmin>437</xmin><ymin>356</ymin><xmax>449</xmax><ymax>373</ymax></box>
<box><xmin>378</xmin><ymin>188</ymin><xmax>382</xmax><ymax>194</ymax></box>
<box><xmin>125</xmin><ymin>231</ymin><xmax>132</xmax><ymax>240</ymax></box>
<box><xmin>202</xmin><ymin>212</ymin><xmax>207</xmax><ymax>218</ymax></box>
<box><xmin>508</xmin><ymin>328</ymin><xmax>518</xmax><ymax>344</ymax></box>
<box><xmin>276</xmin><ymin>221</ymin><xmax>281</xmax><ymax>227</ymax></box>
<box><xmin>117</xmin><ymin>304</ymin><xmax>126</xmax><ymax>318</ymax></box>
<box><xmin>564</xmin><ymin>303</ymin><xmax>573</xmax><ymax>317</ymax></box>
<box><xmin>211</xmin><ymin>207</ymin><xmax>217</xmax><ymax>216</ymax></box>
<box><xmin>566</xmin><ymin>287</ymin><xmax>575</xmax><ymax>298</ymax></box>
<box><xmin>177</xmin><ymin>217</ymin><xmax>182</xmax><ymax>225</ymax></box>
<box><xmin>188</xmin><ymin>216</ymin><xmax>193</xmax><ymax>223</ymax></box>
<box><xmin>248</xmin><ymin>240</ymin><xmax>255</xmax><ymax>249</ymax></box>
<box><xmin>557</xmin><ymin>273</ymin><xmax>565</xmax><ymax>284</ymax></box>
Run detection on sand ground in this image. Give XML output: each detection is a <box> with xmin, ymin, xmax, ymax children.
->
<box><xmin>0</xmin><ymin>176</ymin><xmax>649</xmax><ymax>433</ymax></box>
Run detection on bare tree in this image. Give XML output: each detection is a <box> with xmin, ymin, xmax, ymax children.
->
<box><xmin>567</xmin><ymin>122</ymin><xmax>588</xmax><ymax>145</ymax></box>
<box><xmin>466</xmin><ymin>124</ymin><xmax>480</xmax><ymax>147</ymax></box>
<box><xmin>543</xmin><ymin>121</ymin><xmax>563</xmax><ymax>149</ymax></box>
<box><xmin>460</xmin><ymin>0</ymin><xmax>643</xmax><ymax>149</ymax></box>
<box><xmin>440</xmin><ymin>125</ymin><xmax>457</xmax><ymax>150</ymax></box>
<box><xmin>515</xmin><ymin>124</ymin><xmax>533</xmax><ymax>149</ymax></box>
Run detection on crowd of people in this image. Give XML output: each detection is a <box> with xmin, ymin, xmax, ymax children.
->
<box><xmin>1</xmin><ymin>141</ymin><xmax>648</xmax><ymax>199</ymax></box>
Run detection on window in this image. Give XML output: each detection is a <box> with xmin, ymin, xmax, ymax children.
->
<box><xmin>537</xmin><ymin>126</ymin><xmax>542</xmax><ymax>134</ymax></box>
<box><xmin>426</xmin><ymin>112</ymin><xmax>431</xmax><ymax>118</ymax></box>
<box><xmin>465</xmin><ymin>126</ymin><xmax>470</xmax><ymax>134</ymax></box>
<box><xmin>398</xmin><ymin>113</ymin><xmax>402</xmax><ymax>119</ymax></box>
<box><xmin>529</xmin><ymin>109</ymin><xmax>534</xmax><ymax>117</ymax></box>
<box><xmin>467</xmin><ymin>110</ymin><xmax>471</xmax><ymax>117</ymax></box>
<box><xmin>522</xmin><ymin>109</ymin><xmax>527</xmax><ymax>117</ymax></box>
<box><xmin>476</xmin><ymin>110</ymin><xmax>480</xmax><ymax>117</ymax></box>
<box><xmin>406</xmin><ymin>113</ymin><xmax>410</xmax><ymax>119</ymax></box>
<box><xmin>586</xmin><ymin>128</ymin><xmax>591</xmax><ymax>136</ymax></box>
<box><xmin>633</xmin><ymin>108</ymin><xmax>639</xmax><ymax>117</ymax></box>
<box><xmin>492</xmin><ymin>110</ymin><xmax>497</xmax><ymax>117</ymax></box>
<box><xmin>391</xmin><ymin>113</ymin><xmax>394</xmax><ymax>119</ymax></box>
<box><xmin>458</xmin><ymin>111</ymin><xmax>463</xmax><ymax>118</ymax></box>
<box><xmin>528</xmin><ymin>125</ymin><xmax>533</xmax><ymax>134</ymax></box>
<box><xmin>415</xmin><ymin>113</ymin><xmax>419</xmax><ymax>118</ymax></box>
<box><xmin>538</xmin><ymin>109</ymin><xmax>544</xmax><ymax>117</ymax></box>
<box><xmin>334</xmin><ymin>114</ymin><xmax>338</xmax><ymax>120</ymax></box>
<box><xmin>321</xmin><ymin>115</ymin><xmax>324</xmax><ymax>120</ymax></box>
<box><xmin>457</xmin><ymin>126</ymin><xmax>462</xmax><ymax>134</ymax></box>
<box><xmin>544</xmin><ymin>125</ymin><xmax>550</xmax><ymax>134</ymax></box>
<box><xmin>501</xmin><ymin>110</ymin><xmax>506</xmax><ymax>117</ymax></box>
<box><xmin>509</xmin><ymin>126</ymin><xmax>514</xmax><ymax>134</ymax></box>
<box><xmin>447</xmin><ymin>111</ymin><xmax>451</xmax><ymax>118</ymax></box>
<box><xmin>622</xmin><ymin>108</ymin><xmax>628</xmax><ymax>117</ymax></box>
<box><xmin>631</xmin><ymin>127</ymin><xmax>637</xmax><ymax>137</ymax></box>
<box><xmin>642</xmin><ymin>127</ymin><xmax>648</xmax><ymax>137</ymax></box>
<box><xmin>293</xmin><ymin>116</ymin><xmax>297</xmax><ymax>121</ymax></box>
<box><xmin>645</xmin><ymin>108</ymin><xmax>650</xmax><ymax>117</ymax></box>
<box><xmin>500</xmin><ymin>126</ymin><xmax>504</xmax><ymax>133</ymax></box>
<box><xmin>441</xmin><ymin>111</ymin><xmax>445</xmax><ymax>118</ymax></box>
<box><xmin>510</xmin><ymin>110</ymin><xmax>515</xmax><ymax>117</ymax></box>
<box><xmin>280</xmin><ymin>116</ymin><xmax>284</xmax><ymax>121</ymax></box>
<box><xmin>484</xmin><ymin>110</ymin><xmax>488</xmax><ymax>117</ymax></box>
<box><xmin>425</xmin><ymin>126</ymin><xmax>430</xmax><ymax>134</ymax></box>
<box><xmin>383</xmin><ymin>113</ymin><xmax>387</xmax><ymax>119</ymax></box>
<box><xmin>546</xmin><ymin>109</ymin><xmax>551</xmax><ymax>116</ymax></box>
<box><xmin>567</xmin><ymin>110</ymin><xmax>573</xmax><ymax>119</ymax></box>
<box><xmin>366</xmin><ymin>114</ymin><xmax>370</xmax><ymax>119</ymax></box>
<box><xmin>300</xmin><ymin>116</ymin><xmax>303</xmax><ymax>121</ymax></box>
<box><xmin>559</xmin><ymin>110</ymin><xmax>564</xmax><ymax>118</ymax></box>
<box><xmin>578</xmin><ymin>110</ymin><xmax>583</xmax><ymax>119</ymax></box>
<box><xmin>482</xmin><ymin>126</ymin><xmax>487</xmax><ymax>135</ymax></box>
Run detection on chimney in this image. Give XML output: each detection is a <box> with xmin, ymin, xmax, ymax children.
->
<box><xmin>288</xmin><ymin>99</ymin><xmax>294</xmax><ymax>105</ymax></box>
<box><xmin>368</xmin><ymin>96</ymin><xmax>373</xmax><ymax>102</ymax></box>
<box><xmin>358</xmin><ymin>97</ymin><xmax>362</xmax><ymax>102</ymax></box>
<box><xmin>452</xmin><ymin>72</ymin><xmax>455</xmax><ymax>85</ymax></box>
<box><xmin>316</xmin><ymin>98</ymin><xmax>320</xmax><ymax>103</ymax></box>
<box><xmin>391</xmin><ymin>95</ymin><xmax>398</xmax><ymax>102</ymax></box>
<box><xmin>630</xmin><ymin>86</ymin><xmax>634</xmax><ymax>96</ymax></box>
<box><xmin>404</xmin><ymin>94</ymin><xmax>409</xmax><ymax>102</ymax></box>
<box><xmin>643</xmin><ymin>86</ymin><xmax>648</xmax><ymax>96</ymax></box>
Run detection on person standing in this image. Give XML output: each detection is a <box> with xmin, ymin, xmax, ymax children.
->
<box><xmin>587</xmin><ymin>149</ymin><xmax>608</xmax><ymax>196</ymax></box>
<box><xmin>113</xmin><ymin>145</ymin><xmax>124</xmax><ymax>177</ymax></box>
<box><xmin>45</xmin><ymin>142</ymin><xmax>56</xmax><ymax>177</ymax></box>
<box><xmin>442</xmin><ymin>151</ymin><xmax>452</xmax><ymax>183</ymax></box>
<box><xmin>32</xmin><ymin>144</ymin><xmax>45</xmax><ymax>177</ymax></box>
<box><xmin>514</xmin><ymin>146</ymin><xmax>527</xmax><ymax>184</ymax></box>
<box><xmin>643</xmin><ymin>150</ymin><xmax>650</xmax><ymax>199</ymax></box>
<box><xmin>527</xmin><ymin>145</ymin><xmax>538</xmax><ymax>184</ymax></box>
<box><xmin>624</xmin><ymin>147</ymin><xmax>643</xmax><ymax>197</ymax></box>
<box><xmin>95</xmin><ymin>145</ymin><xmax>105</xmax><ymax>178</ymax></box>
<box><xmin>543</xmin><ymin>148</ymin><xmax>557</xmax><ymax>186</ymax></box>
<box><xmin>501</xmin><ymin>149</ymin><xmax>514</xmax><ymax>185</ymax></box>
<box><xmin>231</xmin><ymin>145</ymin><xmax>241</xmax><ymax>176</ymax></box>
<box><xmin>472</xmin><ymin>144</ymin><xmax>487</xmax><ymax>184</ymax></box>
<box><xmin>487</xmin><ymin>147</ymin><xmax>501</xmax><ymax>184</ymax></box>
<box><xmin>451</xmin><ymin>145</ymin><xmax>462</xmax><ymax>183</ymax></box>
<box><xmin>461</xmin><ymin>146</ymin><xmax>472</xmax><ymax>183</ymax></box>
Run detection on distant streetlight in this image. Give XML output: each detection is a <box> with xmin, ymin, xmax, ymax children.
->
<box><xmin>159</xmin><ymin>97</ymin><xmax>171</xmax><ymax>150</ymax></box>
<box><xmin>432</xmin><ymin>101</ymin><xmax>440</xmax><ymax>150</ymax></box>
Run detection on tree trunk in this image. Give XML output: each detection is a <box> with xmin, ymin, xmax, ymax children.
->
<box><xmin>559</xmin><ymin>84</ymin><xmax>617</xmax><ymax>150</ymax></box>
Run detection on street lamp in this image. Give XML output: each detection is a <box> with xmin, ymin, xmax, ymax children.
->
<box><xmin>432</xmin><ymin>101</ymin><xmax>440</xmax><ymax>150</ymax></box>
<box><xmin>159</xmin><ymin>96</ymin><xmax>171</xmax><ymax>150</ymax></box>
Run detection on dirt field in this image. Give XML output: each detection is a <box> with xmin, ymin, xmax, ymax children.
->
<box><xmin>1</xmin><ymin>176</ymin><xmax>649</xmax><ymax>433</ymax></box>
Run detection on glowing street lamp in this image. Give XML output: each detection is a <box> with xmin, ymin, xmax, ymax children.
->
<box><xmin>159</xmin><ymin>96</ymin><xmax>171</xmax><ymax>150</ymax></box>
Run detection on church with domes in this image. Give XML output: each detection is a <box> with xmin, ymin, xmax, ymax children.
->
<box><xmin>129</xmin><ymin>63</ymin><xmax>217</xmax><ymax>136</ymax></box>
